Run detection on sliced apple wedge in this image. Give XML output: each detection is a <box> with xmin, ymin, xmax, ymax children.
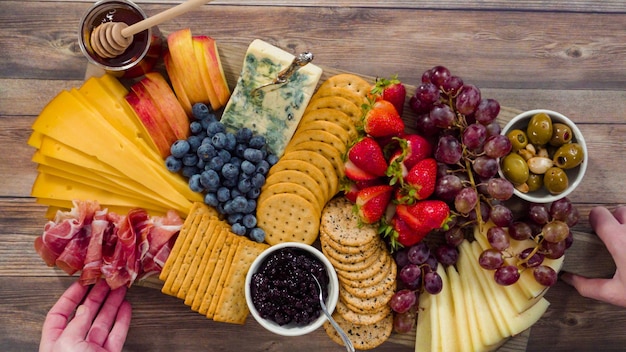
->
<box><xmin>194</xmin><ymin>35</ymin><xmax>231</xmax><ymax>108</ymax></box>
<box><xmin>140</xmin><ymin>72</ymin><xmax>190</xmax><ymax>140</ymax></box>
<box><xmin>164</xmin><ymin>52</ymin><xmax>193</xmax><ymax>116</ymax></box>
<box><xmin>125</xmin><ymin>89</ymin><xmax>172</xmax><ymax>158</ymax></box>
<box><xmin>166</xmin><ymin>28</ymin><xmax>207</xmax><ymax>105</ymax></box>
<box><xmin>192</xmin><ymin>38</ymin><xmax>220</xmax><ymax>110</ymax></box>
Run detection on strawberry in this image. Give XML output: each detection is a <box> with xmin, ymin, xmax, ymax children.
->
<box><xmin>395</xmin><ymin>200</ymin><xmax>451</xmax><ymax>235</ymax></box>
<box><xmin>372</xmin><ymin>75</ymin><xmax>407</xmax><ymax>116</ymax></box>
<box><xmin>343</xmin><ymin>182</ymin><xmax>359</xmax><ymax>203</ymax></box>
<box><xmin>386</xmin><ymin>134</ymin><xmax>434</xmax><ymax>185</ymax></box>
<box><xmin>396</xmin><ymin>158</ymin><xmax>438</xmax><ymax>203</ymax></box>
<box><xmin>344</xmin><ymin>159</ymin><xmax>378</xmax><ymax>182</ymax></box>
<box><xmin>381</xmin><ymin>214</ymin><xmax>426</xmax><ymax>250</ymax></box>
<box><xmin>363</xmin><ymin>100</ymin><xmax>405</xmax><ymax>138</ymax></box>
<box><xmin>347</xmin><ymin>137</ymin><xmax>388</xmax><ymax>177</ymax></box>
<box><xmin>355</xmin><ymin>185</ymin><xmax>393</xmax><ymax>224</ymax></box>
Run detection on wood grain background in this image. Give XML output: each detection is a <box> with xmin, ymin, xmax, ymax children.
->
<box><xmin>1</xmin><ymin>1</ymin><xmax>626</xmax><ymax>351</ymax></box>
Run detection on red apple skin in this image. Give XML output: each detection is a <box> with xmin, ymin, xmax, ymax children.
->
<box><xmin>140</xmin><ymin>72</ymin><xmax>190</xmax><ymax>140</ymax></box>
<box><xmin>125</xmin><ymin>90</ymin><xmax>171</xmax><ymax>158</ymax></box>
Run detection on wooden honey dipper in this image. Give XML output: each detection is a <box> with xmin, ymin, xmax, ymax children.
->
<box><xmin>90</xmin><ymin>0</ymin><xmax>211</xmax><ymax>58</ymax></box>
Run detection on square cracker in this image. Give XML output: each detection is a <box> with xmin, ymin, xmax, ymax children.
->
<box><xmin>191</xmin><ymin>227</ymin><xmax>229</xmax><ymax>311</ymax></box>
<box><xmin>161</xmin><ymin>212</ymin><xmax>204</xmax><ymax>295</ymax></box>
<box><xmin>213</xmin><ymin>240</ymin><xmax>269</xmax><ymax>324</ymax></box>
<box><xmin>199</xmin><ymin>233</ymin><xmax>235</xmax><ymax>316</ymax></box>
<box><xmin>183</xmin><ymin>218</ymin><xmax>221</xmax><ymax>305</ymax></box>
<box><xmin>207</xmin><ymin>236</ymin><xmax>242</xmax><ymax>317</ymax></box>
<box><xmin>173</xmin><ymin>214</ymin><xmax>213</xmax><ymax>298</ymax></box>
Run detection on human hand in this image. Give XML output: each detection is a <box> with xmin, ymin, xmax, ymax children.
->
<box><xmin>40</xmin><ymin>279</ymin><xmax>132</xmax><ymax>352</ymax></box>
<box><xmin>561</xmin><ymin>206</ymin><xmax>626</xmax><ymax>307</ymax></box>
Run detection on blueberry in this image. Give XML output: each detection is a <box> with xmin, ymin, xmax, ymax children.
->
<box><xmin>231</xmin><ymin>196</ymin><xmax>248</xmax><ymax>213</ymax></box>
<box><xmin>243</xmin><ymin>148</ymin><xmax>264</xmax><ymax>163</ymax></box>
<box><xmin>224</xmin><ymin>133</ymin><xmax>237</xmax><ymax>151</ymax></box>
<box><xmin>240</xmin><ymin>160</ymin><xmax>256</xmax><ymax>175</ymax></box>
<box><xmin>244</xmin><ymin>199</ymin><xmax>257</xmax><ymax>214</ymax></box>
<box><xmin>227</xmin><ymin>213</ymin><xmax>243</xmax><ymax>225</ymax></box>
<box><xmin>187</xmin><ymin>135</ymin><xmax>203</xmax><ymax>152</ymax></box>
<box><xmin>165</xmin><ymin>155</ymin><xmax>182</xmax><ymax>172</ymax></box>
<box><xmin>237</xmin><ymin>177</ymin><xmax>252</xmax><ymax>193</ymax></box>
<box><xmin>249</xmin><ymin>227</ymin><xmax>265</xmax><ymax>242</ymax></box>
<box><xmin>221</xmin><ymin>163</ymin><xmax>239</xmax><ymax>180</ymax></box>
<box><xmin>229</xmin><ymin>157</ymin><xmax>242</xmax><ymax>170</ymax></box>
<box><xmin>204</xmin><ymin>192</ymin><xmax>219</xmax><ymax>207</ymax></box>
<box><xmin>170</xmin><ymin>139</ymin><xmax>190</xmax><ymax>158</ymax></box>
<box><xmin>255</xmin><ymin>160</ymin><xmax>270</xmax><ymax>175</ymax></box>
<box><xmin>182</xmin><ymin>153</ymin><xmax>199</xmax><ymax>166</ymax></box>
<box><xmin>197</xmin><ymin>143</ymin><xmax>217</xmax><ymax>161</ymax></box>
<box><xmin>266</xmin><ymin>153</ymin><xmax>279</xmax><ymax>166</ymax></box>
<box><xmin>188</xmin><ymin>174</ymin><xmax>204</xmax><ymax>193</ymax></box>
<box><xmin>217</xmin><ymin>187</ymin><xmax>231</xmax><ymax>202</ymax></box>
<box><xmin>247</xmin><ymin>187</ymin><xmax>261</xmax><ymax>199</ymax></box>
<box><xmin>200</xmin><ymin>169</ymin><xmax>220</xmax><ymax>191</ymax></box>
<box><xmin>235</xmin><ymin>127</ymin><xmax>253</xmax><ymax>144</ymax></box>
<box><xmin>182</xmin><ymin>165</ymin><xmax>200</xmax><ymax>178</ymax></box>
<box><xmin>234</xmin><ymin>143</ymin><xmax>247</xmax><ymax>158</ymax></box>
<box><xmin>251</xmin><ymin>173</ymin><xmax>266</xmax><ymax>189</ymax></box>
<box><xmin>189</xmin><ymin>121</ymin><xmax>203</xmax><ymax>135</ymax></box>
<box><xmin>249</xmin><ymin>135</ymin><xmax>266</xmax><ymax>149</ymax></box>
<box><xmin>192</xmin><ymin>103</ymin><xmax>211</xmax><ymax>120</ymax></box>
<box><xmin>208</xmin><ymin>155</ymin><xmax>225</xmax><ymax>171</ymax></box>
<box><xmin>231</xmin><ymin>223</ymin><xmax>247</xmax><ymax>236</ymax></box>
<box><xmin>218</xmin><ymin>149</ymin><xmax>231</xmax><ymax>161</ymax></box>
<box><xmin>207</xmin><ymin>121</ymin><xmax>226</xmax><ymax>136</ymax></box>
<box><xmin>222</xmin><ymin>177</ymin><xmax>237</xmax><ymax>188</ymax></box>
<box><xmin>242</xmin><ymin>214</ymin><xmax>257</xmax><ymax>229</ymax></box>
<box><xmin>211</xmin><ymin>132</ymin><xmax>227</xmax><ymax>149</ymax></box>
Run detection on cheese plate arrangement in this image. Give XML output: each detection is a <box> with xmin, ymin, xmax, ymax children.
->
<box><xmin>27</xmin><ymin>20</ymin><xmax>586</xmax><ymax>351</ymax></box>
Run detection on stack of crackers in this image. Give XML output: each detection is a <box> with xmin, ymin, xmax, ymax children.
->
<box><xmin>159</xmin><ymin>202</ymin><xmax>268</xmax><ymax>324</ymax></box>
<box><xmin>319</xmin><ymin>197</ymin><xmax>397</xmax><ymax>350</ymax></box>
<box><xmin>256</xmin><ymin>73</ymin><xmax>371</xmax><ymax>246</ymax></box>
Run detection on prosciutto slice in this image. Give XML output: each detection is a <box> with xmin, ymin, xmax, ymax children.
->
<box><xmin>34</xmin><ymin>200</ymin><xmax>182</xmax><ymax>289</ymax></box>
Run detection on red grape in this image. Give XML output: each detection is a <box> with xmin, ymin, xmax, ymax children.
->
<box><xmin>494</xmin><ymin>265</ymin><xmax>520</xmax><ymax>286</ymax></box>
<box><xmin>533</xmin><ymin>265</ymin><xmax>557</xmax><ymax>286</ymax></box>
<box><xmin>389</xmin><ymin>289</ymin><xmax>417</xmax><ymax>314</ymax></box>
<box><xmin>479</xmin><ymin>249</ymin><xmax>504</xmax><ymax>270</ymax></box>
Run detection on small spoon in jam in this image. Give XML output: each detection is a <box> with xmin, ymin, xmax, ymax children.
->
<box><xmin>90</xmin><ymin>0</ymin><xmax>212</xmax><ymax>59</ymax></box>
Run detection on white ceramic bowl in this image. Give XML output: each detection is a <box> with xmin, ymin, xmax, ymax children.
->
<box><xmin>244</xmin><ymin>242</ymin><xmax>339</xmax><ymax>336</ymax></box>
<box><xmin>500</xmin><ymin>109</ymin><xmax>588</xmax><ymax>203</ymax></box>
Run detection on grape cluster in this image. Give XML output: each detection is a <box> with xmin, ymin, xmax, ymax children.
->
<box><xmin>479</xmin><ymin>197</ymin><xmax>577</xmax><ymax>286</ymax></box>
<box><xmin>165</xmin><ymin>103</ymin><xmax>278</xmax><ymax>242</ymax></box>
<box><xmin>389</xmin><ymin>241</ymin><xmax>458</xmax><ymax>333</ymax></box>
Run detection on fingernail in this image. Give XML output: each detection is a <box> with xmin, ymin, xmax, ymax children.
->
<box><xmin>75</xmin><ymin>304</ymin><xmax>87</xmax><ymax>316</ymax></box>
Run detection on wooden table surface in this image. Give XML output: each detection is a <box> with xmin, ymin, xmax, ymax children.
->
<box><xmin>2</xmin><ymin>1</ymin><xmax>626</xmax><ymax>351</ymax></box>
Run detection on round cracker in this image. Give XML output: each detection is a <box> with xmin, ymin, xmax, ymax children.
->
<box><xmin>323</xmin><ymin>311</ymin><xmax>393</xmax><ymax>351</ymax></box>
<box><xmin>256</xmin><ymin>193</ymin><xmax>320</xmax><ymax>245</ymax></box>
<box><xmin>320</xmin><ymin>197</ymin><xmax>379</xmax><ymax>247</ymax></box>
<box><xmin>320</xmin><ymin>229</ymin><xmax>377</xmax><ymax>256</ymax></box>
<box><xmin>319</xmin><ymin>73</ymin><xmax>372</xmax><ymax>100</ymax></box>
<box><xmin>284</xmin><ymin>140</ymin><xmax>345</xmax><ymax>179</ymax></box>
<box><xmin>336</xmin><ymin>249</ymin><xmax>389</xmax><ymax>282</ymax></box>
<box><xmin>304</xmin><ymin>96</ymin><xmax>362</xmax><ymax>125</ymax></box>
<box><xmin>312</xmin><ymin>85</ymin><xmax>367</xmax><ymax>111</ymax></box>
<box><xmin>299</xmin><ymin>108</ymin><xmax>358</xmax><ymax>140</ymax></box>
<box><xmin>280</xmin><ymin>150</ymin><xmax>339</xmax><ymax>198</ymax></box>
<box><xmin>289</xmin><ymin>129</ymin><xmax>347</xmax><ymax>155</ymax></box>
<box><xmin>321</xmin><ymin>235</ymin><xmax>379</xmax><ymax>264</ymax></box>
<box><xmin>338</xmin><ymin>253</ymin><xmax>393</xmax><ymax>289</ymax></box>
<box><xmin>267</xmin><ymin>159</ymin><xmax>331</xmax><ymax>202</ymax></box>
<box><xmin>335</xmin><ymin>298</ymin><xmax>391</xmax><ymax>326</ymax></box>
<box><xmin>341</xmin><ymin>260</ymin><xmax>397</xmax><ymax>299</ymax></box>
<box><xmin>339</xmin><ymin>281</ymin><xmax>395</xmax><ymax>312</ymax></box>
<box><xmin>263</xmin><ymin>170</ymin><xmax>325</xmax><ymax>209</ymax></box>
<box><xmin>257</xmin><ymin>182</ymin><xmax>322</xmax><ymax>216</ymax></box>
<box><xmin>324</xmin><ymin>241</ymin><xmax>384</xmax><ymax>272</ymax></box>
<box><xmin>295</xmin><ymin>120</ymin><xmax>354</xmax><ymax>147</ymax></box>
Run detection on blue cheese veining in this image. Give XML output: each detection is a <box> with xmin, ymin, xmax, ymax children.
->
<box><xmin>220</xmin><ymin>39</ymin><xmax>323</xmax><ymax>157</ymax></box>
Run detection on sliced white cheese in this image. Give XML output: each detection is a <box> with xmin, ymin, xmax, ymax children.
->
<box><xmin>414</xmin><ymin>288</ymin><xmax>432</xmax><ymax>352</ymax></box>
<box><xmin>220</xmin><ymin>39</ymin><xmax>323</xmax><ymax>157</ymax></box>
<box><xmin>446</xmin><ymin>265</ymin><xmax>474</xmax><ymax>352</ymax></box>
<box><xmin>436</xmin><ymin>265</ymin><xmax>459</xmax><ymax>352</ymax></box>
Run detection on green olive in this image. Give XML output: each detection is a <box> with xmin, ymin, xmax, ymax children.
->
<box><xmin>543</xmin><ymin>167</ymin><xmax>569</xmax><ymax>194</ymax></box>
<box><xmin>526</xmin><ymin>113</ymin><xmax>553</xmax><ymax>146</ymax></box>
<box><xmin>501</xmin><ymin>153</ymin><xmax>529</xmax><ymax>185</ymax></box>
<box><xmin>549</xmin><ymin>123</ymin><xmax>573</xmax><ymax>146</ymax></box>
<box><xmin>507</xmin><ymin>129</ymin><xmax>529</xmax><ymax>151</ymax></box>
<box><xmin>527</xmin><ymin>173</ymin><xmax>543</xmax><ymax>192</ymax></box>
<box><xmin>553</xmin><ymin>143</ymin><xmax>584</xmax><ymax>169</ymax></box>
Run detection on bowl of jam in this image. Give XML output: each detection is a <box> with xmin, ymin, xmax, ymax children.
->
<box><xmin>245</xmin><ymin>242</ymin><xmax>339</xmax><ymax>336</ymax></box>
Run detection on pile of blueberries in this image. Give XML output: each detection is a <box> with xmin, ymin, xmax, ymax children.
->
<box><xmin>165</xmin><ymin>103</ymin><xmax>278</xmax><ymax>242</ymax></box>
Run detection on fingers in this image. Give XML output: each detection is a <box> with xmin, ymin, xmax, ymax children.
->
<box><xmin>103</xmin><ymin>300</ymin><xmax>132</xmax><ymax>352</ymax></box>
<box><xmin>62</xmin><ymin>279</ymin><xmax>112</xmax><ymax>339</ymax></box>
<box><xmin>612</xmin><ymin>206</ymin><xmax>626</xmax><ymax>224</ymax></box>
<box><xmin>40</xmin><ymin>281</ymin><xmax>90</xmax><ymax>351</ymax></box>
<box><xmin>86</xmin><ymin>285</ymin><xmax>128</xmax><ymax>346</ymax></box>
<box><xmin>589</xmin><ymin>206</ymin><xmax>620</xmax><ymax>242</ymax></box>
<box><xmin>562</xmin><ymin>272</ymin><xmax>626</xmax><ymax>308</ymax></box>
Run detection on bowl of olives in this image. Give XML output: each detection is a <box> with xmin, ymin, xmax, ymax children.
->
<box><xmin>500</xmin><ymin>109</ymin><xmax>587</xmax><ymax>203</ymax></box>
<box><xmin>244</xmin><ymin>242</ymin><xmax>339</xmax><ymax>336</ymax></box>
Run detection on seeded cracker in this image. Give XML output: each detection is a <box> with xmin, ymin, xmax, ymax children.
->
<box><xmin>324</xmin><ymin>240</ymin><xmax>384</xmax><ymax>272</ymax></box>
<box><xmin>320</xmin><ymin>197</ymin><xmax>378</xmax><ymax>247</ymax></box>
<box><xmin>256</xmin><ymin>193</ymin><xmax>320</xmax><ymax>245</ymax></box>
<box><xmin>338</xmin><ymin>254</ymin><xmax>393</xmax><ymax>289</ymax></box>
<box><xmin>323</xmin><ymin>311</ymin><xmax>393</xmax><ymax>350</ymax></box>
<box><xmin>341</xmin><ymin>260</ymin><xmax>397</xmax><ymax>299</ymax></box>
<box><xmin>319</xmin><ymin>230</ymin><xmax>376</xmax><ymax>255</ymax></box>
<box><xmin>321</xmin><ymin>235</ymin><xmax>379</xmax><ymax>264</ymax></box>
<box><xmin>335</xmin><ymin>298</ymin><xmax>391</xmax><ymax>326</ymax></box>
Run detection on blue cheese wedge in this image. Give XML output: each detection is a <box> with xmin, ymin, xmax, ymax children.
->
<box><xmin>220</xmin><ymin>39</ymin><xmax>323</xmax><ymax>157</ymax></box>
